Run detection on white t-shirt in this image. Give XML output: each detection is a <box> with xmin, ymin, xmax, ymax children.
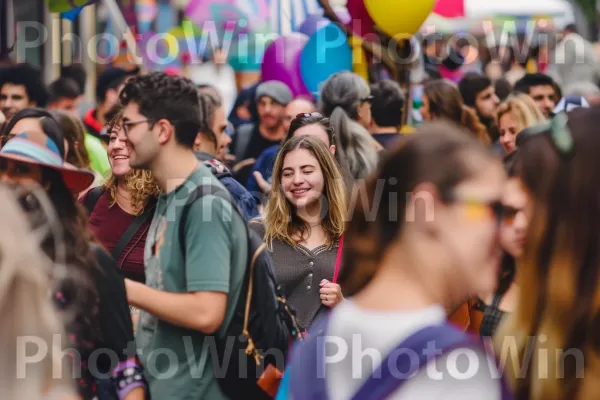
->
<box><xmin>325</xmin><ymin>301</ymin><xmax>501</xmax><ymax>400</ymax></box>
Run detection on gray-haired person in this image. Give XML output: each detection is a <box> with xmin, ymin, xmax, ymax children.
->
<box><xmin>319</xmin><ymin>71</ymin><xmax>380</xmax><ymax>185</ymax></box>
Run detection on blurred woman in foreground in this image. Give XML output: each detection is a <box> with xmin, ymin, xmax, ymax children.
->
<box><xmin>497</xmin><ymin>109</ymin><xmax>600</xmax><ymax>399</ymax></box>
<box><xmin>478</xmin><ymin>151</ymin><xmax>526</xmax><ymax>337</ymax></box>
<box><xmin>0</xmin><ymin>184</ymin><xmax>77</xmax><ymax>400</ymax></box>
<box><xmin>0</xmin><ymin>131</ymin><xmax>146</xmax><ymax>399</ymax></box>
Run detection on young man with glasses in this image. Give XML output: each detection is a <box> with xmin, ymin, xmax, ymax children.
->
<box><xmin>119</xmin><ymin>72</ymin><xmax>248</xmax><ymax>399</ymax></box>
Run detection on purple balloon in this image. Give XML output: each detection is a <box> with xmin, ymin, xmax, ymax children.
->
<box><xmin>297</xmin><ymin>14</ymin><xmax>330</xmax><ymax>37</ymax></box>
<box><xmin>298</xmin><ymin>8</ymin><xmax>352</xmax><ymax>37</ymax></box>
<box><xmin>261</xmin><ymin>33</ymin><xmax>311</xmax><ymax>98</ymax></box>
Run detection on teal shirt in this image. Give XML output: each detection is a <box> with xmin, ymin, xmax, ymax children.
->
<box><xmin>136</xmin><ymin>165</ymin><xmax>248</xmax><ymax>399</ymax></box>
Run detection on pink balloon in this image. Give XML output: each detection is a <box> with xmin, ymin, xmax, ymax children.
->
<box><xmin>433</xmin><ymin>0</ymin><xmax>465</xmax><ymax>18</ymax></box>
<box><xmin>260</xmin><ymin>33</ymin><xmax>311</xmax><ymax>97</ymax></box>
<box><xmin>346</xmin><ymin>0</ymin><xmax>375</xmax><ymax>38</ymax></box>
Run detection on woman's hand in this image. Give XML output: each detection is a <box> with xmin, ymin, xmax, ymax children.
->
<box><xmin>253</xmin><ymin>171</ymin><xmax>272</xmax><ymax>194</ymax></box>
<box><xmin>319</xmin><ymin>279</ymin><xmax>343</xmax><ymax>308</ymax></box>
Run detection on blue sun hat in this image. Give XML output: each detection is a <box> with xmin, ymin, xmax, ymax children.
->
<box><xmin>0</xmin><ymin>131</ymin><xmax>95</xmax><ymax>193</ymax></box>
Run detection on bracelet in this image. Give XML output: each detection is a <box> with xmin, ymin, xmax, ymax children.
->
<box><xmin>129</xmin><ymin>306</ymin><xmax>140</xmax><ymax>313</ymax></box>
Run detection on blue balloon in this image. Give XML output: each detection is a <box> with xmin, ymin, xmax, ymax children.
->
<box><xmin>299</xmin><ymin>24</ymin><xmax>352</xmax><ymax>98</ymax></box>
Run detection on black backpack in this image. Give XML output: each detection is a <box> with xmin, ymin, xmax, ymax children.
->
<box><xmin>179</xmin><ymin>184</ymin><xmax>303</xmax><ymax>399</ymax></box>
<box><xmin>83</xmin><ymin>186</ymin><xmax>104</xmax><ymax>215</ymax></box>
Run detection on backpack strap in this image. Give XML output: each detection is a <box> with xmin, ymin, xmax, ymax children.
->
<box><xmin>332</xmin><ymin>235</ymin><xmax>344</xmax><ymax>283</ymax></box>
<box><xmin>83</xmin><ymin>186</ymin><xmax>104</xmax><ymax>215</ymax></box>
<box><xmin>179</xmin><ymin>184</ymin><xmax>242</xmax><ymax>263</ymax></box>
<box><xmin>112</xmin><ymin>199</ymin><xmax>156</xmax><ymax>267</ymax></box>
<box><xmin>233</xmin><ymin>123</ymin><xmax>255</xmax><ymax>161</ymax></box>
<box><xmin>350</xmin><ymin>324</ymin><xmax>479</xmax><ymax>400</ymax></box>
<box><xmin>288</xmin><ymin>321</ymin><xmax>514</xmax><ymax>400</ymax></box>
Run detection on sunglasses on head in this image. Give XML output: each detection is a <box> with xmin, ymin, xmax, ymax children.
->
<box><xmin>360</xmin><ymin>95</ymin><xmax>374</xmax><ymax>104</ymax></box>
<box><xmin>295</xmin><ymin>112</ymin><xmax>324</xmax><ymax>120</ymax></box>
<box><xmin>515</xmin><ymin>112</ymin><xmax>574</xmax><ymax>156</ymax></box>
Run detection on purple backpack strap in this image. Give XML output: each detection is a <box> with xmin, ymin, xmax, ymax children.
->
<box><xmin>288</xmin><ymin>320</ymin><xmax>514</xmax><ymax>400</ymax></box>
<box><xmin>288</xmin><ymin>315</ymin><xmax>331</xmax><ymax>400</ymax></box>
<box><xmin>351</xmin><ymin>323</ymin><xmax>515</xmax><ymax>400</ymax></box>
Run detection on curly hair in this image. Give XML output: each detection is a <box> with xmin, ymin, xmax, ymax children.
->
<box><xmin>103</xmin><ymin>170</ymin><xmax>160</xmax><ymax>215</ymax></box>
<box><xmin>119</xmin><ymin>72</ymin><xmax>201</xmax><ymax>148</ymax></box>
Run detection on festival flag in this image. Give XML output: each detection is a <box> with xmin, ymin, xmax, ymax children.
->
<box><xmin>47</xmin><ymin>0</ymin><xmax>97</xmax><ymax>14</ymax></box>
<box><xmin>269</xmin><ymin>0</ymin><xmax>322</xmax><ymax>35</ymax></box>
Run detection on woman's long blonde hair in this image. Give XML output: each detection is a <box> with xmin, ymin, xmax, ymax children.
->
<box><xmin>0</xmin><ymin>185</ymin><xmax>73</xmax><ymax>399</ymax></box>
<box><xmin>103</xmin><ymin>108</ymin><xmax>160</xmax><ymax>215</ymax></box>
<box><xmin>496</xmin><ymin>93</ymin><xmax>546</xmax><ymax>136</ymax></box>
<box><xmin>263</xmin><ymin>135</ymin><xmax>346</xmax><ymax>250</ymax></box>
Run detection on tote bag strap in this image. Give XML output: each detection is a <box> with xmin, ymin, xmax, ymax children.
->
<box><xmin>333</xmin><ymin>234</ymin><xmax>344</xmax><ymax>283</ymax></box>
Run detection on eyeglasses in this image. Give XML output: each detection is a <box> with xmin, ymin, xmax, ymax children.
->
<box><xmin>360</xmin><ymin>95</ymin><xmax>374</xmax><ymax>104</ymax></box>
<box><xmin>295</xmin><ymin>112</ymin><xmax>324</xmax><ymax>120</ymax></box>
<box><xmin>122</xmin><ymin>119</ymin><xmax>152</xmax><ymax>136</ymax></box>
<box><xmin>443</xmin><ymin>191</ymin><xmax>505</xmax><ymax>225</ymax></box>
<box><xmin>515</xmin><ymin>112</ymin><xmax>574</xmax><ymax>156</ymax></box>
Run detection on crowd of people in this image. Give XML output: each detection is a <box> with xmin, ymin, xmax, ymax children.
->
<box><xmin>1</xmin><ymin>21</ymin><xmax>600</xmax><ymax>400</ymax></box>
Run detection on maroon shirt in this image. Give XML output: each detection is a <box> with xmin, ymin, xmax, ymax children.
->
<box><xmin>87</xmin><ymin>192</ymin><xmax>150</xmax><ymax>283</ymax></box>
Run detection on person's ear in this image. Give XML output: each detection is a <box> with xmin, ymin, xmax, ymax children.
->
<box><xmin>405</xmin><ymin>182</ymin><xmax>442</xmax><ymax>239</ymax></box>
<box><xmin>193</xmin><ymin>133</ymin><xmax>203</xmax><ymax>151</ymax></box>
<box><xmin>329</xmin><ymin>145</ymin><xmax>336</xmax><ymax>155</ymax></box>
<box><xmin>104</xmin><ymin>89</ymin><xmax>119</xmax><ymax>106</ymax></box>
<box><xmin>156</xmin><ymin>119</ymin><xmax>174</xmax><ymax>145</ymax></box>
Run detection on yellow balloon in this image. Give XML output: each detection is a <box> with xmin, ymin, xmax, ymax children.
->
<box><xmin>349</xmin><ymin>36</ymin><xmax>369</xmax><ymax>82</ymax></box>
<box><xmin>364</xmin><ymin>0</ymin><xmax>436</xmax><ymax>38</ymax></box>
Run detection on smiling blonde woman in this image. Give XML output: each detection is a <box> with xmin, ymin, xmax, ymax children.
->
<box><xmin>251</xmin><ymin>135</ymin><xmax>346</xmax><ymax>331</ymax></box>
